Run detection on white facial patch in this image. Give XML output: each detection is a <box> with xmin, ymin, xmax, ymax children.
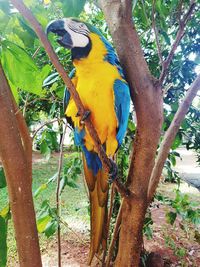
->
<box><xmin>63</xmin><ymin>18</ymin><xmax>90</xmax><ymax>48</ymax></box>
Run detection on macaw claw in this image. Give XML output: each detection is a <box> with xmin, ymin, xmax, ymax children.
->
<box><xmin>82</xmin><ymin>110</ymin><xmax>91</xmax><ymax>121</ymax></box>
<box><xmin>108</xmin><ymin>159</ymin><xmax>118</xmax><ymax>183</ymax></box>
<box><xmin>77</xmin><ymin>110</ymin><xmax>91</xmax><ymax>124</ymax></box>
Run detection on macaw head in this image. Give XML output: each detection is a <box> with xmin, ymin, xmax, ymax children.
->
<box><xmin>46</xmin><ymin>18</ymin><xmax>92</xmax><ymax>49</ymax></box>
<box><xmin>46</xmin><ymin>18</ymin><xmax>119</xmax><ymax>66</ymax></box>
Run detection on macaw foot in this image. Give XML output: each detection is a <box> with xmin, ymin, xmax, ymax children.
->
<box><xmin>76</xmin><ymin>109</ymin><xmax>91</xmax><ymax>123</ymax></box>
<box><xmin>81</xmin><ymin>110</ymin><xmax>91</xmax><ymax>122</ymax></box>
<box><xmin>108</xmin><ymin>159</ymin><xmax>118</xmax><ymax>183</ymax></box>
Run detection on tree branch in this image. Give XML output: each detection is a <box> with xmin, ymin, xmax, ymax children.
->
<box><xmin>158</xmin><ymin>1</ymin><xmax>196</xmax><ymax>86</ymax></box>
<box><xmin>11</xmin><ymin>0</ymin><xmax>131</xmax><ymax>198</ymax></box>
<box><xmin>32</xmin><ymin>118</ymin><xmax>65</xmax><ymax>140</ymax></box>
<box><xmin>3</xmin><ymin>82</ymin><xmax>32</xmax><ymax>185</ymax></box>
<box><xmin>148</xmin><ymin>73</ymin><xmax>200</xmax><ymax>201</ymax></box>
<box><xmin>106</xmin><ymin>201</ymin><xmax>122</xmax><ymax>267</ymax></box>
<box><xmin>56</xmin><ymin>123</ymin><xmax>67</xmax><ymax>267</ymax></box>
<box><xmin>0</xmin><ymin>62</ymin><xmax>42</xmax><ymax>267</ymax></box>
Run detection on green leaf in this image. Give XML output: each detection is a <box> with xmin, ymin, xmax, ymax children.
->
<box><xmin>171</xmin><ymin>134</ymin><xmax>182</xmax><ymax>150</ymax></box>
<box><xmin>47</xmin><ymin>172</ymin><xmax>58</xmax><ymax>184</ymax></box>
<box><xmin>0</xmin><ymin>216</ymin><xmax>7</xmax><ymax>267</ymax></box>
<box><xmin>44</xmin><ymin>220</ymin><xmax>57</xmax><ymax>238</ymax></box>
<box><xmin>0</xmin><ymin>168</ymin><xmax>6</xmax><ymax>189</ymax></box>
<box><xmin>34</xmin><ymin>183</ymin><xmax>47</xmax><ymax>198</ymax></box>
<box><xmin>128</xmin><ymin>120</ymin><xmax>136</xmax><ymax>132</ymax></box>
<box><xmin>175</xmin><ymin>247</ymin><xmax>186</xmax><ymax>257</ymax></box>
<box><xmin>62</xmin><ymin>0</ymin><xmax>86</xmax><ymax>17</ymax></box>
<box><xmin>36</xmin><ymin>200</ymin><xmax>57</xmax><ymax>238</ymax></box>
<box><xmin>1</xmin><ymin>41</ymin><xmax>48</xmax><ymax>96</ymax></box>
<box><xmin>9</xmin><ymin>83</ymin><xmax>19</xmax><ymax>103</ymax></box>
<box><xmin>37</xmin><ymin>214</ymin><xmax>52</xmax><ymax>233</ymax></box>
<box><xmin>40</xmin><ymin>140</ymin><xmax>51</xmax><ymax>160</ymax></box>
<box><xmin>0</xmin><ymin>206</ymin><xmax>10</xmax><ymax>220</ymax></box>
<box><xmin>169</xmin><ymin>154</ymin><xmax>176</xmax><ymax>166</ymax></box>
<box><xmin>166</xmin><ymin>211</ymin><xmax>177</xmax><ymax>225</ymax></box>
<box><xmin>54</xmin><ymin>86</ymin><xmax>65</xmax><ymax>99</ymax></box>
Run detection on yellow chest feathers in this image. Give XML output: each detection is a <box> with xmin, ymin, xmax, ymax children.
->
<box><xmin>66</xmin><ymin>33</ymin><xmax>122</xmax><ymax>156</ymax></box>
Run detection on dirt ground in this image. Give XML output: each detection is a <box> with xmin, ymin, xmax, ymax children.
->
<box><xmin>40</xmin><ymin>194</ymin><xmax>200</xmax><ymax>267</ymax></box>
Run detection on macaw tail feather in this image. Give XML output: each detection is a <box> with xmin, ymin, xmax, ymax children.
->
<box><xmin>83</xmin><ymin>155</ymin><xmax>109</xmax><ymax>265</ymax></box>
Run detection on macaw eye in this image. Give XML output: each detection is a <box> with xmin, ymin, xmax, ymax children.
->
<box><xmin>79</xmin><ymin>23</ymin><xmax>85</xmax><ymax>28</ymax></box>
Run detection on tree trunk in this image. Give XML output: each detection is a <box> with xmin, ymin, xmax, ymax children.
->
<box><xmin>0</xmin><ymin>63</ymin><xmax>42</xmax><ymax>267</ymax></box>
<box><xmin>98</xmin><ymin>1</ymin><xmax>163</xmax><ymax>266</ymax></box>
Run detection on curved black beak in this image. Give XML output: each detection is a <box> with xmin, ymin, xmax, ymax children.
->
<box><xmin>46</xmin><ymin>19</ymin><xmax>73</xmax><ymax>49</ymax></box>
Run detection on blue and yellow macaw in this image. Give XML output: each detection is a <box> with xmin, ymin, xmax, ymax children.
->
<box><xmin>46</xmin><ymin>18</ymin><xmax>130</xmax><ymax>264</ymax></box>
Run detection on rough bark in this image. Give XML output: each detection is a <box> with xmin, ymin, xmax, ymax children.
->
<box><xmin>99</xmin><ymin>1</ymin><xmax>163</xmax><ymax>266</ymax></box>
<box><xmin>0</xmin><ymin>63</ymin><xmax>42</xmax><ymax>267</ymax></box>
<box><xmin>148</xmin><ymin>73</ymin><xmax>200</xmax><ymax>200</ymax></box>
<box><xmin>13</xmin><ymin>98</ymin><xmax>33</xmax><ymax>185</ymax></box>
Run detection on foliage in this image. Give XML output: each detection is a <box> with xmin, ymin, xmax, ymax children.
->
<box><xmin>164</xmin><ymin>150</ymin><xmax>181</xmax><ymax>183</ymax></box>
<box><xmin>35</xmin><ymin>125</ymin><xmax>60</xmax><ymax>159</ymax></box>
<box><xmin>167</xmin><ymin>189</ymin><xmax>200</xmax><ymax>226</ymax></box>
<box><xmin>164</xmin><ymin>235</ymin><xmax>187</xmax><ymax>258</ymax></box>
<box><xmin>157</xmin><ymin>189</ymin><xmax>200</xmax><ymax>230</ymax></box>
<box><xmin>60</xmin><ymin>153</ymin><xmax>82</xmax><ymax>193</ymax></box>
<box><xmin>34</xmin><ymin>151</ymin><xmax>83</xmax><ymax>238</ymax></box>
<box><xmin>143</xmin><ymin>210</ymin><xmax>153</xmax><ymax>240</ymax></box>
<box><xmin>36</xmin><ymin>200</ymin><xmax>58</xmax><ymax>238</ymax></box>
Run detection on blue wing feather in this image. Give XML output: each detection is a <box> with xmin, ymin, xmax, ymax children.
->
<box><xmin>63</xmin><ymin>68</ymin><xmax>76</xmax><ymax>113</ymax></box>
<box><xmin>101</xmin><ymin>36</ymin><xmax>125</xmax><ymax>78</ymax></box>
<box><xmin>74</xmin><ymin>127</ymin><xmax>102</xmax><ymax>175</ymax></box>
<box><xmin>114</xmin><ymin>79</ymin><xmax>130</xmax><ymax>146</ymax></box>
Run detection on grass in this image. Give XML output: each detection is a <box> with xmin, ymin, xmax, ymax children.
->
<box><xmin>0</xmin><ymin>151</ymin><xmax>90</xmax><ymax>266</ymax></box>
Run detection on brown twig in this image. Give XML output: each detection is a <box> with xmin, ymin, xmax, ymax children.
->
<box><xmin>59</xmin><ymin>218</ymin><xmax>86</xmax><ymax>245</ymax></box>
<box><xmin>56</xmin><ymin>123</ymin><xmax>67</xmax><ymax>267</ymax></box>
<box><xmin>11</xmin><ymin>0</ymin><xmax>131</xmax><ymax>199</ymax></box>
<box><xmin>152</xmin><ymin>0</ymin><xmax>163</xmax><ymax>66</ymax></box>
<box><xmin>105</xmin><ymin>201</ymin><xmax>123</xmax><ymax>267</ymax></box>
<box><xmin>158</xmin><ymin>0</ymin><xmax>196</xmax><ymax>86</ymax></box>
<box><xmin>101</xmin><ymin>184</ymin><xmax>115</xmax><ymax>266</ymax></box>
<box><xmin>15</xmin><ymin>97</ymin><xmax>54</xmax><ymax>115</ymax></box>
<box><xmin>148</xmin><ymin>73</ymin><xmax>200</xmax><ymax>201</ymax></box>
<box><xmin>32</xmin><ymin>46</ymin><xmax>41</xmax><ymax>58</ymax></box>
<box><xmin>32</xmin><ymin>118</ymin><xmax>64</xmax><ymax>140</ymax></box>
